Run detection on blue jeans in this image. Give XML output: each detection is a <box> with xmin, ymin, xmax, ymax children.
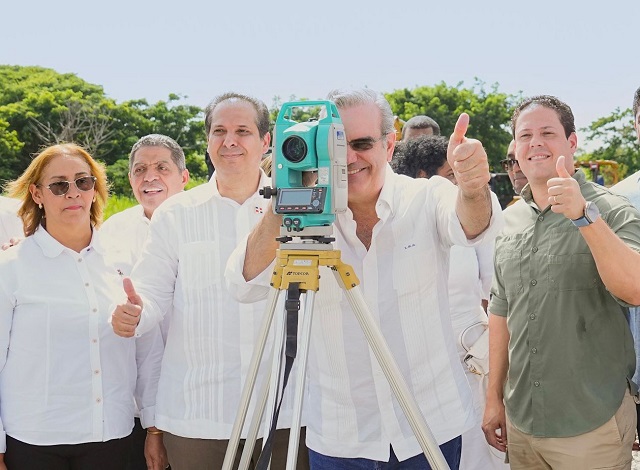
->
<box><xmin>308</xmin><ymin>436</ymin><xmax>461</xmax><ymax>469</ymax></box>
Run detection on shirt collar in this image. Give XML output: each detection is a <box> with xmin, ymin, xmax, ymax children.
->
<box><xmin>374</xmin><ymin>165</ymin><xmax>396</xmax><ymax>220</ymax></box>
<box><xmin>209</xmin><ymin>169</ymin><xmax>271</xmax><ymax>202</ymax></box>
<box><xmin>33</xmin><ymin>224</ymin><xmax>102</xmax><ymax>258</ymax></box>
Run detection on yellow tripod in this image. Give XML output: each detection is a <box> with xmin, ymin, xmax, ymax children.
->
<box><xmin>222</xmin><ymin>239</ymin><xmax>450</xmax><ymax>470</ymax></box>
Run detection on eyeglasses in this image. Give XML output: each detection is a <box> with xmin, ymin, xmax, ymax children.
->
<box><xmin>347</xmin><ymin>134</ymin><xmax>387</xmax><ymax>152</ymax></box>
<box><xmin>499</xmin><ymin>158</ymin><xmax>520</xmax><ymax>172</ymax></box>
<box><xmin>40</xmin><ymin>176</ymin><xmax>97</xmax><ymax>196</ymax></box>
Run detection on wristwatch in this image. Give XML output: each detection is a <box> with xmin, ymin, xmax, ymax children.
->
<box><xmin>571</xmin><ymin>201</ymin><xmax>600</xmax><ymax>227</ymax></box>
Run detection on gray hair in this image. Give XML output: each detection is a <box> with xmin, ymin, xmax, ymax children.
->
<box><xmin>326</xmin><ymin>88</ymin><xmax>395</xmax><ymax>136</ymax></box>
<box><xmin>129</xmin><ymin>134</ymin><xmax>186</xmax><ymax>172</ymax></box>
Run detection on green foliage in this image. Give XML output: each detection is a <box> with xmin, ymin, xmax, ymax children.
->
<box><xmin>0</xmin><ymin>66</ymin><xmax>207</xmax><ymax>194</ymax></box>
<box><xmin>106</xmin><ymin>160</ymin><xmax>133</xmax><ymax>198</ymax></box>
<box><xmin>580</xmin><ymin>107</ymin><xmax>640</xmax><ymax>178</ymax></box>
<box><xmin>385</xmin><ymin>80</ymin><xmax>521</xmax><ymax>170</ymax></box>
<box><xmin>185</xmin><ymin>175</ymin><xmax>209</xmax><ymax>190</ymax></box>
<box><xmin>185</xmin><ymin>150</ymin><xmax>208</xmax><ymax>180</ymax></box>
<box><xmin>104</xmin><ymin>194</ymin><xmax>138</xmax><ymax>220</ymax></box>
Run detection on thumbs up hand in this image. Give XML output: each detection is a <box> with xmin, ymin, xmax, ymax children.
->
<box><xmin>547</xmin><ymin>155</ymin><xmax>585</xmax><ymax>219</ymax></box>
<box><xmin>111</xmin><ymin>277</ymin><xmax>143</xmax><ymax>338</ymax></box>
<box><xmin>447</xmin><ymin>113</ymin><xmax>491</xmax><ymax>197</ymax></box>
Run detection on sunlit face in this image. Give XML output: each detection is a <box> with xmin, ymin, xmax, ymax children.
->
<box><xmin>403</xmin><ymin>126</ymin><xmax>433</xmax><ymax>141</ymax></box>
<box><xmin>435</xmin><ymin>161</ymin><xmax>456</xmax><ymax>184</ymax></box>
<box><xmin>129</xmin><ymin>146</ymin><xmax>189</xmax><ymax>218</ymax></box>
<box><xmin>206</xmin><ymin>100</ymin><xmax>270</xmax><ymax>181</ymax></box>
<box><xmin>339</xmin><ymin>103</ymin><xmax>395</xmax><ymax>208</ymax></box>
<box><xmin>30</xmin><ymin>154</ymin><xmax>95</xmax><ymax>230</ymax></box>
<box><xmin>514</xmin><ymin>105</ymin><xmax>577</xmax><ymax>186</ymax></box>
<box><xmin>506</xmin><ymin>140</ymin><xmax>528</xmax><ymax>194</ymax></box>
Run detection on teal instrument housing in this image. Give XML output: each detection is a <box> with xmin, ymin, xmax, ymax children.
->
<box><xmin>272</xmin><ymin>101</ymin><xmax>347</xmax><ymax>231</ymax></box>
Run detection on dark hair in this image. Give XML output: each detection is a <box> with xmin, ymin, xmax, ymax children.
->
<box><xmin>402</xmin><ymin>115</ymin><xmax>441</xmax><ymax>138</ymax></box>
<box><xmin>204</xmin><ymin>92</ymin><xmax>270</xmax><ymax>138</ymax></box>
<box><xmin>511</xmin><ymin>95</ymin><xmax>575</xmax><ymax>138</ymax></box>
<box><xmin>633</xmin><ymin>87</ymin><xmax>640</xmax><ymax>119</ymax></box>
<box><xmin>391</xmin><ymin>135</ymin><xmax>448</xmax><ymax>178</ymax></box>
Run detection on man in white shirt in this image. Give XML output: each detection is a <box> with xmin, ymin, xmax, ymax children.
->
<box><xmin>0</xmin><ymin>196</ymin><xmax>22</xmax><ymax>245</ymax></box>
<box><xmin>111</xmin><ymin>93</ymin><xmax>309</xmax><ymax>470</ymax></box>
<box><xmin>101</xmin><ymin>134</ymin><xmax>189</xmax><ymax>470</ymax></box>
<box><xmin>227</xmin><ymin>88</ymin><xmax>503</xmax><ymax>469</ymax></box>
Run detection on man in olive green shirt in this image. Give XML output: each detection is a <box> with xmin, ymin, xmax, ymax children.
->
<box><xmin>482</xmin><ymin>95</ymin><xmax>640</xmax><ymax>469</ymax></box>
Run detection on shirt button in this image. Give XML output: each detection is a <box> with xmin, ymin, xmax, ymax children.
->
<box><xmin>85</xmin><ymin>283</ymin><xmax>90</xmax><ymax>287</ymax></box>
<box><xmin>538</xmin><ymin>215</ymin><xmax>544</xmax><ymax>222</ymax></box>
<box><xmin>96</xmin><ymin>397</ymin><xmax>102</xmax><ymax>403</ymax></box>
<box><xmin>78</xmin><ymin>259</ymin><xmax>83</xmax><ymax>263</ymax></box>
<box><xmin>532</xmin><ymin>247</ymin><xmax>538</xmax><ymax>253</ymax></box>
<box><xmin>92</xmin><ymin>339</ymin><xmax>98</xmax><ymax>343</ymax></box>
<box><xmin>93</xmin><ymin>308</ymin><xmax>98</xmax><ymax>313</ymax></box>
<box><xmin>534</xmin><ymin>381</ymin><xmax>540</xmax><ymax>387</ymax></box>
<box><xmin>94</xmin><ymin>369</ymin><xmax>100</xmax><ymax>375</ymax></box>
<box><xmin>529</xmin><ymin>313</ymin><xmax>536</xmax><ymax>320</ymax></box>
<box><xmin>531</xmin><ymin>348</ymin><xmax>537</xmax><ymax>354</ymax></box>
<box><xmin>531</xmin><ymin>279</ymin><xmax>537</xmax><ymax>286</ymax></box>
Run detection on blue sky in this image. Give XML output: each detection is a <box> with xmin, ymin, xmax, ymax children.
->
<box><xmin>2</xmin><ymin>0</ymin><xmax>639</xmax><ymax>151</ymax></box>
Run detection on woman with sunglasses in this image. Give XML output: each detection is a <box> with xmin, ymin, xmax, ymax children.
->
<box><xmin>0</xmin><ymin>144</ymin><xmax>163</xmax><ymax>470</ymax></box>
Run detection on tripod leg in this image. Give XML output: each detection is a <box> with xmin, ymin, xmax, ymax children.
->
<box><xmin>343</xmin><ymin>286</ymin><xmax>451</xmax><ymax>470</ymax></box>
<box><xmin>222</xmin><ymin>287</ymin><xmax>282</xmax><ymax>470</ymax></box>
<box><xmin>285</xmin><ymin>290</ymin><xmax>316</xmax><ymax>469</ymax></box>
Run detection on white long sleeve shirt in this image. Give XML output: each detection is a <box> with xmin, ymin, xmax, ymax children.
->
<box><xmin>130</xmin><ymin>172</ymin><xmax>294</xmax><ymax>439</ymax></box>
<box><xmin>101</xmin><ymin>205</ymin><xmax>171</xmax><ymax>341</ymax></box>
<box><xmin>0</xmin><ymin>196</ymin><xmax>22</xmax><ymax>244</ymax></box>
<box><xmin>226</xmin><ymin>168</ymin><xmax>503</xmax><ymax>461</ymax></box>
<box><xmin>0</xmin><ymin>227</ymin><xmax>163</xmax><ymax>453</ymax></box>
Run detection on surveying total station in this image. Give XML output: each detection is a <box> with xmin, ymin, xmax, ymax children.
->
<box><xmin>222</xmin><ymin>101</ymin><xmax>450</xmax><ymax>470</ymax></box>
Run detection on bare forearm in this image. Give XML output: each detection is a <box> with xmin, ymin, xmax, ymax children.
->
<box><xmin>457</xmin><ymin>185</ymin><xmax>492</xmax><ymax>239</ymax></box>
<box><xmin>487</xmin><ymin>312</ymin><xmax>509</xmax><ymax>401</ymax></box>
<box><xmin>580</xmin><ymin>218</ymin><xmax>640</xmax><ymax>305</ymax></box>
<box><xmin>243</xmin><ymin>209</ymin><xmax>282</xmax><ymax>281</ymax></box>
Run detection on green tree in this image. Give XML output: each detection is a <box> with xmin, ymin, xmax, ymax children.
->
<box><xmin>580</xmin><ymin>107</ymin><xmax>640</xmax><ymax>178</ymax></box>
<box><xmin>385</xmin><ymin>80</ymin><xmax>521</xmax><ymax>170</ymax></box>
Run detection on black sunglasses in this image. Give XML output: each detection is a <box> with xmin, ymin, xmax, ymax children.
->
<box><xmin>347</xmin><ymin>134</ymin><xmax>387</xmax><ymax>152</ymax></box>
<box><xmin>41</xmin><ymin>176</ymin><xmax>97</xmax><ymax>196</ymax></box>
<box><xmin>499</xmin><ymin>158</ymin><xmax>519</xmax><ymax>172</ymax></box>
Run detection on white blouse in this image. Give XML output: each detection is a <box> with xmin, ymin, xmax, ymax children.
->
<box><xmin>0</xmin><ymin>227</ymin><xmax>163</xmax><ymax>452</ymax></box>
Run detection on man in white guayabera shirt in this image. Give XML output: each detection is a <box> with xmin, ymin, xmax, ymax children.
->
<box><xmin>226</xmin><ymin>88</ymin><xmax>503</xmax><ymax>470</ymax></box>
<box><xmin>111</xmin><ymin>93</ymin><xmax>309</xmax><ymax>470</ymax></box>
<box><xmin>100</xmin><ymin>133</ymin><xmax>189</xmax><ymax>470</ymax></box>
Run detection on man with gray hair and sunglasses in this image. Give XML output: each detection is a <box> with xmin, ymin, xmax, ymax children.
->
<box><xmin>226</xmin><ymin>88</ymin><xmax>503</xmax><ymax>469</ymax></box>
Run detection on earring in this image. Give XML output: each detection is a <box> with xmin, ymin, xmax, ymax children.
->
<box><xmin>38</xmin><ymin>203</ymin><xmax>43</xmax><ymax>210</ymax></box>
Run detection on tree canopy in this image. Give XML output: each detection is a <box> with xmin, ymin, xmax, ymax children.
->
<box><xmin>1</xmin><ymin>66</ymin><xmax>638</xmax><ymax>194</ymax></box>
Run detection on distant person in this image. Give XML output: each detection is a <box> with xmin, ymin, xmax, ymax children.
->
<box><xmin>100</xmin><ymin>133</ymin><xmax>189</xmax><ymax>470</ymax></box>
<box><xmin>0</xmin><ymin>196</ymin><xmax>22</xmax><ymax>245</ymax></box>
<box><xmin>0</xmin><ymin>143</ymin><xmax>163</xmax><ymax>470</ymax></box>
<box><xmin>395</xmin><ymin>134</ymin><xmax>507</xmax><ymax>470</ymax></box>
<box><xmin>483</xmin><ymin>95</ymin><xmax>640</xmax><ymax>469</ymax></box>
<box><xmin>401</xmin><ymin>115</ymin><xmax>441</xmax><ymax>141</ymax></box>
<box><xmin>499</xmin><ymin>140</ymin><xmax>528</xmax><ymax>195</ymax></box>
<box><xmin>611</xmin><ymin>85</ymin><xmax>640</xmax><ymax>453</ymax></box>
<box><xmin>111</xmin><ymin>92</ymin><xmax>309</xmax><ymax>470</ymax></box>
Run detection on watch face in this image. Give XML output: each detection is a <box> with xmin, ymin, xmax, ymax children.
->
<box><xmin>585</xmin><ymin>202</ymin><xmax>600</xmax><ymax>222</ymax></box>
